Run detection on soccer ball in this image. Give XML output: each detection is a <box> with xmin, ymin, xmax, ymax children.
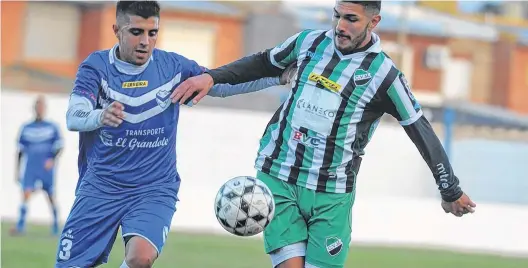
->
<box><xmin>214</xmin><ymin>176</ymin><xmax>275</xmax><ymax>237</ymax></box>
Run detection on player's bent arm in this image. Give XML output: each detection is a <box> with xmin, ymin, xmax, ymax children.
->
<box><xmin>403</xmin><ymin>117</ymin><xmax>463</xmax><ymax>202</ymax></box>
<box><xmin>207</xmin><ymin>77</ymin><xmax>281</xmax><ymax>98</ymax></box>
<box><xmin>206</xmin><ymin>31</ymin><xmax>305</xmax><ymax>85</ymax></box>
<box><xmin>66</xmin><ymin>95</ymin><xmax>104</xmax><ymax>132</ymax></box>
<box><xmin>67</xmin><ymin>55</ymin><xmax>106</xmax><ymax>131</ymax></box>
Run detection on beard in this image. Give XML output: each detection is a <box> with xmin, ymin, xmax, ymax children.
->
<box><xmin>349</xmin><ymin>26</ymin><xmax>369</xmax><ymax>50</ymax></box>
<box><xmin>336</xmin><ymin>24</ymin><xmax>370</xmax><ymax>54</ymax></box>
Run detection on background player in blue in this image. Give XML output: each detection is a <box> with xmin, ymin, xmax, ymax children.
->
<box><xmin>11</xmin><ymin>96</ymin><xmax>63</xmax><ymax>236</ymax></box>
<box><xmin>56</xmin><ymin>1</ymin><xmax>295</xmax><ymax>268</ymax></box>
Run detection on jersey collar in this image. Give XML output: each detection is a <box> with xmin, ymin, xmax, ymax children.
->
<box><xmin>109</xmin><ymin>44</ymin><xmax>153</xmax><ymax>75</ymax></box>
<box><xmin>325</xmin><ymin>30</ymin><xmax>382</xmax><ymax>60</ymax></box>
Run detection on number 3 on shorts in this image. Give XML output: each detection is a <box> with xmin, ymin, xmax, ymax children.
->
<box><xmin>58</xmin><ymin>238</ymin><xmax>73</xmax><ymax>260</ymax></box>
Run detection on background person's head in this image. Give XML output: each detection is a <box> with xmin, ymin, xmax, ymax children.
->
<box><xmin>113</xmin><ymin>1</ymin><xmax>161</xmax><ymax>65</ymax></box>
<box><xmin>333</xmin><ymin>1</ymin><xmax>382</xmax><ymax>54</ymax></box>
<box><xmin>34</xmin><ymin>95</ymin><xmax>46</xmax><ymax>120</ymax></box>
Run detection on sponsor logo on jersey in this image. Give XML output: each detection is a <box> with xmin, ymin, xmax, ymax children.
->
<box><xmin>399</xmin><ymin>73</ymin><xmax>411</xmax><ymax>92</ymax></box>
<box><xmin>63</xmin><ymin>229</ymin><xmax>75</xmax><ymax>240</ymax></box>
<box><xmin>306</xmin><ymin>51</ymin><xmax>323</xmax><ymax>61</ymax></box>
<box><xmin>325</xmin><ymin>236</ymin><xmax>343</xmax><ymax>256</ymax></box>
<box><xmin>292</xmin><ymin>130</ymin><xmax>322</xmax><ymax>148</ymax></box>
<box><xmin>353</xmin><ymin>69</ymin><xmax>372</xmax><ymax>86</ymax></box>
<box><xmin>122</xmin><ymin>80</ymin><xmax>148</xmax><ymax>88</ymax></box>
<box><xmin>398</xmin><ymin>73</ymin><xmax>420</xmax><ymax>110</ymax></box>
<box><xmin>115</xmin><ymin>137</ymin><xmax>170</xmax><ymax>150</ymax></box>
<box><xmin>297</xmin><ymin>98</ymin><xmax>337</xmax><ymax>120</ymax></box>
<box><xmin>436</xmin><ymin>163</ymin><xmax>450</xmax><ymax>189</ymax></box>
<box><xmin>308</xmin><ymin>73</ymin><xmax>342</xmax><ymax>93</ymax></box>
<box><xmin>100</xmin><ymin>127</ymin><xmax>170</xmax><ymax>150</ymax></box>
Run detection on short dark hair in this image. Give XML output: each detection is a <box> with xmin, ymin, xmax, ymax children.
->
<box><xmin>116</xmin><ymin>1</ymin><xmax>160</xmax><ymax>20</ymax></box>
<box><xmin>342</xmin><ymin>1</ymin><xmax>381</xmax><ymax>14</ymax></box>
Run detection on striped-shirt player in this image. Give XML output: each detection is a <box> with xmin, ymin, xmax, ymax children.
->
<box><xmin>255</xmin><ymin>29</ymin><xmax>423</xmax><ymax>194</ymax></box>
<box><xmin>173</xmin><ymin>1</ymin><xmax>476</xmax><ymax>267</ymax></box>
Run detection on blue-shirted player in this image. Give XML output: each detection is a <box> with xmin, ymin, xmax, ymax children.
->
<box><xmin>56</xmin><ymin>1</ymin><xmax>294</xmax><ymax>267</ymax></box>
<box><xmin>11</xmin><ymin>96</ymin><xmax>63</xmax><ymax>236</ymax></box>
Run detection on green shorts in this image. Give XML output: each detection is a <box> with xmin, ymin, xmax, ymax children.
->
<box><xmin>257</xmin><ymin>171</ymin><xmax>356</xmax><ymax>268</ymax></box>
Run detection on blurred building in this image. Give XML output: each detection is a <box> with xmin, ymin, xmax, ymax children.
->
<box><xmin>1</xmin><ymin>0</ymin><xmax>528</xmax><ymax>120</ymax></box>
<box><xmin>1</xmin><ymin>1</ymin><xmax>245</xmax><ymax>92</ymax></box>
<box><xmin>417</xmin><ymin>0</ymin><xmax>528</xmax><ymax>115</ymax></box>
<box><xmin>275</xmin><ymin>2</ymin><xmax>528</xmax><ymax>116</ymax></box>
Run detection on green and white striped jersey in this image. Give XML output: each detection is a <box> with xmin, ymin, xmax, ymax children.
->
<box><xmin>254</xmin><ymin>29</ymin><xmax>423</xmax><ymax>194</ymax></box>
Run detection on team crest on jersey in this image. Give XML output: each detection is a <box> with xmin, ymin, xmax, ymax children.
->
<box><xmin>308</xmin><ymin>73</ymin><xmax>341</xmax><ymax>93</ymax></box>
<box><xmin>99</xmin><ymin>130</ymin><xmax>113</xmax><ymax>146</ymax></box>
<box><xmin>122</xmin><ymin>81</ymin><xmax>148</xmax><ymax>88</ymax></box>
<box><xmin>353</xmin><ymin>69</ymin><xmax>372</xmax><ymax>87</ymax></box>
<box><xmin>156</xmin><ymin>89</ymin><xmax>171</xmax><ymax>108</ymax></box>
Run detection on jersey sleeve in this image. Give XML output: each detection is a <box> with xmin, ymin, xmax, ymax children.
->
<box><xmin>189</xmin><ymin>60</ymin><xmax>208</xmax><ymax>77</ymax></box>
<box><xmin>72</xmin><ymin>55</ymin><xmax>102</xmax><ymax>108</ymax></box>
<box><xmin>168</xmin><ymin>51</ymin><xmax>207</xmax><ymax>78</ymax></box>
<box><xmin>269</xmin><ymin>31</ymin><xmax>306</xmax><ymax>69</ymax></box>
<box><xmin>381</xmin><ymin>72</ymin><xmax>423</xmax><ymax>126</ymax></box>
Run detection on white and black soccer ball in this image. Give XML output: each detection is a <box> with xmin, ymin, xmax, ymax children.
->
<box><xmin>214</xmin><ymin>176</ymin><xmax>275</xmax><ymax>237</ymax></box>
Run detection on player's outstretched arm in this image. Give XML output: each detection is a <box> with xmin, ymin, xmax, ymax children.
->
<box><xmin>379</xmin><ymin>71</ymin><xmax>476</xmax><ymax>217</ymax></box>
<box><xmin>171</xmin><ymin>31</ymin><xmax>306</xmax><ymax>105</ymax></box>
<box><xmin>207</xmin><ymin>62</ymin><xmax>297</xmax><ymax>98</ymax></box>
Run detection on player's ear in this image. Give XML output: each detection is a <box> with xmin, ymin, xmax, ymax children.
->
<box><xmin>112</xmin><ymin>24</ymin><xmax>119</xmax><ymax>38</ymax></box>
<box><xmin>369</xmin><ymin>14</ymin><xmax>381</xmax><ymax>30</ymax></box>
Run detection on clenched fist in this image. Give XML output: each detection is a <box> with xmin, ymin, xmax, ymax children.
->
<box><xmin>101</xmin><ymin>101</ymin><xmax>125</xmax><ymax>128</ymax></box>
<box><xmin>441</xmin><ymin>193</ymin><xmax>476</xmax><ymax>217</ymax></box>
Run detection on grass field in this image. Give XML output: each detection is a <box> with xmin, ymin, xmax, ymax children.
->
<box><xmin>2</xmin><ymin>222</ymin><xmax>527</xmax><ymax>268</ymax></box>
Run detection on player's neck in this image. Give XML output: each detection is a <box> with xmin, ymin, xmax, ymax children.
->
<box><xmin>358</xmin><ymin>33</ymin><xmax>373</xmax><ymax>50</ymax></box>
<box><xmin>35</xmin><ymin>116</ymin><xmax>43</xmax><ymax>122</ymax></box>
<box><xmin>111</xmin><ymin>44</ymin><xmax>150</xmax><ymax>75</ymax></box>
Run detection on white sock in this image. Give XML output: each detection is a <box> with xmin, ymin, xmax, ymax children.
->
<box><xmin>120</xmin><ymin>260</ymin><xmax>129</xmax><ymax>268</ymax></box>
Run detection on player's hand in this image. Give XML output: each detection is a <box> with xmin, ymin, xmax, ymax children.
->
<box><xmin>101</xmin><ymin>101</ymin><xmax>125</xmax><ymax>128</ymax></box>
<box><xmin>171</xmin><ymin>73</ymin><xmax>214</xmax><ymax>105</ymax></box>
<box><xmin>279</xmin><ymin>62</ymin><xmax>298</xmax><ymax>85</ymax></box>
<box><xmin>441</xmin><ymin>193</ymin><xmax>476</xmax><ymax>217</ymax></box>
<box><xmin>45</xmin><ymin>158</ymin><xmax>54</xmax><ymax>171</ymax></box>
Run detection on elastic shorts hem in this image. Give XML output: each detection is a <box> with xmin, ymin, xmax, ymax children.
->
<box><xmin>305</xmin><ymin>256</ymin><xmax>345</xmax><ymax>268</ymax></box>
<box><xmin>265</xmin><ymin>239</ymin><xmax>306</xmax><ymax>255</ymax></box>
<box><xmin>122</xmin><ymin>232</ymin><xmax>160</xmax><ymax>256</ymax></box>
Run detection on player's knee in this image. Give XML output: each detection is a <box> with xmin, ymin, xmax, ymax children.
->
<box><xmin>124</xmin><ymin>236</ymin><xmax>158</xmax><ymax>268</ymax></box>
<box><xmin>125</xmin><ymin>254</ymin><xmax>154</xmax><ymax>268</ymax></box>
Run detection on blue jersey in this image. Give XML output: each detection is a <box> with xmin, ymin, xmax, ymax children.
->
<box><xmin>18</xmin><ymin>120</ymin><xmax>62</xmax><ymax>179</ymax></box>
<box><xmin>72</xmin><ymin>46</ymin><xmax>207</xmax><ymax>198</ymax></box>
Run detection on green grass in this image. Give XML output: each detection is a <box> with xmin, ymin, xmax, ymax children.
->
<box><xmin>2</xmin><ymin>222</ymin><xmax>527</xmax><ymax>268</ymax></box>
